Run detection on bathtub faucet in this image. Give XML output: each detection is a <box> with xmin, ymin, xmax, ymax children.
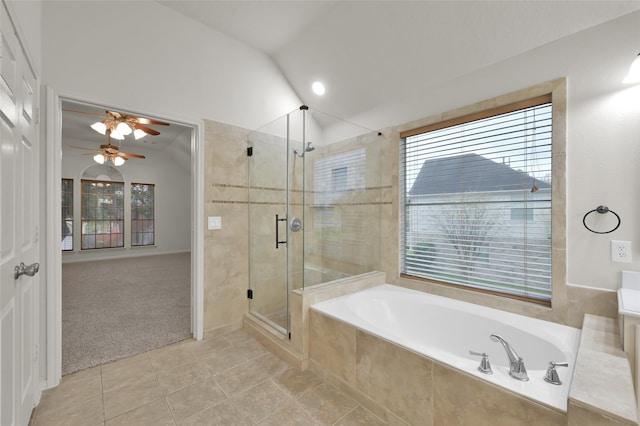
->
<box><xmin>490</xmin><ymin>334</ymin><xmax>529</xmax><ymax>381</ymax></box>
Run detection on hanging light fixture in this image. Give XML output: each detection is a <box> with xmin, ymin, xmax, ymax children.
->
<box><xmin>91</xmin><ymin>115</ymin><xmax>144</xmax><ymax>140</ymax></box>
<box><xmin>64</xmin><ymin>109</ymin><xmax>169</xmax><ymax>143</ymax></box>
<box><xmin>70</xmin><ymin>122</ymin><xmax>146</xmax><ymax>167</ymax></box>
<box><xmin>133</xmin><ymin>129</ymin><xmax>147</xmax><ymax>140</ymax></box>
<box><xmin>623</xmin><ymin>53</ymin><xmax>640</xmax><ymax>84</ymax></box>
<box><xmin>92</xmin><ymin>151</ymin><xmax>127</xmax><ymax>167</ymax></box>
<box><xmin>89</xmin><ymin>130</ymin><xmax>132</xmax><ymax>167</ymax></box>
<box><xmin>90</xmin><ymin>121</ymin><xmax>107</xmax><ymax>134</ymax></box>
<box><xmin>93</xmin><ymin>153</ymin><xmax>105</xmax><ymax>164</ymax></box>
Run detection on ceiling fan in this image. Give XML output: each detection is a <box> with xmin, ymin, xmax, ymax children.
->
<box><xmin>64</xmin><ymin>108</ymin><xmax>170</xmax><ymax>140</ymax></box>
<box><xmin>70</xmin><ymin>132</ymin><xmax>145</xmax><ymax>167</ymax></box>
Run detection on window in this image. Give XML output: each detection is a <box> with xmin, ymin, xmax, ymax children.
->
<box><xmin>401</xmin><ymin>95</ymin><xmax>553</xmax><ymax>303</ymax></box>
<box><xmin>331</xmin><ymin>166</ymin><xmax>348</xmax><ymax>192</ymax></box>
<box><xmin>81</xmin><ymin>179</ymin><xmax>124</xmax><ymax>249</ymax></box>
<box><xmin>313</xmin><ymin>148</ymin><xmax>365</xmax><ymax>205</ymax></box>
<box><xmin>131</xmin><ymin>183</ymin><xmax>155</xmax><ymax>246</ymax></box>
<box><xmin>510</xmin><ymin>208</ymin><xmax>534</xmax><ymax>221</ymax></box>
<box><xmin>312</xmin><ymin>148</ymin><xmax>366</xmax><ymax>231</ymax></box>
<box><xmin>61</xmin><ymin>178</ymin><xmax>73</xmax><ymax>251</ymax></box>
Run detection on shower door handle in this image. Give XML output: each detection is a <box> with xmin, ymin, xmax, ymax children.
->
<box><xmin>275</xmin><ymin>214</ymin><xmax>287</xmax><ymax>249</ymax></box>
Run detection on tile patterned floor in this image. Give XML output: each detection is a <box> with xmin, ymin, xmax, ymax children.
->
<box><xmin>30</xmin><ymin>329</ymin><xmax>387</xmax><ymax>425</ymax></box>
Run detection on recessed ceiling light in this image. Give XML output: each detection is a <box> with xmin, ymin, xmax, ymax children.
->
<box><xmin>312</xmin><ymin>81</ymin><xmax>326</xmax><ymax>96</ymax></box>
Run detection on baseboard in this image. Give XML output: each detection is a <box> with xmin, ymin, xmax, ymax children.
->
<box><xmin>62</xmin><ymin>249</ymin><xmax>190</xmax><ymax>264</ymax></box>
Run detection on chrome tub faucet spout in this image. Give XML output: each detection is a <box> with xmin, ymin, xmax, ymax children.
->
<box><xmin>490</xmin><ymin>333</ymin><xmax>529</xmax><ymax>381</ymax></box>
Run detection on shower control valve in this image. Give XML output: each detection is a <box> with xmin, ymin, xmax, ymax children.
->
<box><xmin>290</xmin><ymin>217</ymin><xmax>302</xmax><ymax>232</ymax></box>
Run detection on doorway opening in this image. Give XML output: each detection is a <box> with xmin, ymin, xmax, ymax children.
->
<box><xmin>46</xmin><ymin>93</ymin><xmax>204</xmax><ymax>383</ymax></box>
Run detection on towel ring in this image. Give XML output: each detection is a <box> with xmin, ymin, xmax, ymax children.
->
<box><xmin>582</xmin><ymin>205</ymin><xmax>621</xmax><ymax>234</ymax></box>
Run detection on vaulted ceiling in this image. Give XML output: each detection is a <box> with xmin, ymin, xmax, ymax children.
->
<box><xmin>157</xmin><ymin>1</ymin><xmax>640</xmax><ymax>122</ymax></box>
<box><xmin>62</xmin><ymin>1</ymin><xmax>640</xmax><ymax>165</ymax></box>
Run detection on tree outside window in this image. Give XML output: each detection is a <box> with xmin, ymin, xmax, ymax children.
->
<box><xmin>61</xmin><ymin>178</ymin><xmax>74</xmax><ymax>251</ymax></box>
<box><xmin>81</xmin><ymin>180</ymin><xmax>125</xmax><ymax>249</ymax></box>
<box><xmin>401</xmin><ymin>95</ymin><xmax>554</xmax><ymax>303</ymax></box>
<box><xmin>131</xmin><ymin>183</ymin><xmax>155</xmax><ymax>246</ymax></box>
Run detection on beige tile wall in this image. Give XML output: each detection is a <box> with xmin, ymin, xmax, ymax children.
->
<box><xmin>204</xmin><ymin>120</ymin><xmax>251</xmax><ymax>336</ymax></box>
<box><xmin>433</xmin><ymin>363</ymin><xmax>566</xmax><ymax>426</ymax></box>
<box><xmin>305</xmin><ymin>132</ymin><xmax>387</xmax><ymax>279</ymax></box>
<box><xmin>377</xmin><ymin>78</ymin><xmax>619</xmax><ymax>328</ymax></box>
<box><xmin>204</xmin><ymin>117</ymin><xmax>390</xmax><ymax>335</ymax></box>
<box><xmin>203</xmin><ymin>78</ymin><xmax>620</xmax><ymax>340</ymax></box>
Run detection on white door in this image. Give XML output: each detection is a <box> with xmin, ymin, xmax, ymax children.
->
<box><xmin>0</xmin><ymin>2</ymin><xmax>40</xmax><ymax>425</ymax></box>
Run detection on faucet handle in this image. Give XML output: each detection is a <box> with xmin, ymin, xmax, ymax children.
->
<box><xmin>544</xmin><ymin>361</ymin><xmax>568</xmax><ymax>385</ymax></box>
<box><xmin>469</xmin><ymin>350</ymin><xmax>493</xmax><ymax>375</ymax></box>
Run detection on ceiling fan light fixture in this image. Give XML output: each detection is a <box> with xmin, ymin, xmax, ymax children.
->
<box><xmin>112</xmin><ymin>156</ymin><xmax>125</xmax><ymax>167</ymax></box>
<box><xmin>133</xmin><ymin>128</ymin><xmax>147</xmax><ymax>140</ymax></box>
<box><xmin>90</xmin><ymin>121</ymin><xmax>107</xmax><ymax>135</ymax></box>
<box><xmin>110</xmin><ymin>129</ymin><xmax>125</xmax><ymax>140</ymax></box>
<box><xmin>116</xmin><ymin>121</ymin><xmax>132</xmax><ymax>136</ymax></box>
<box><xmin>93</xmin><ymin>153</ymin><xmax>105</xmax><ymax>164</ymax></box>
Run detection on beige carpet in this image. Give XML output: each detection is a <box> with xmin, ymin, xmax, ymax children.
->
<box><xmin>62</xmin><ymin>252</ymin><xmax>192</xmax><ymax>375</ymax></box>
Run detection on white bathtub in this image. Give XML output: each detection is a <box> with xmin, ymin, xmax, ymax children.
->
<box><xmin>311</xmin><ymin>284</ymin><xmax>581</xmax><ymax>412</ymax></box>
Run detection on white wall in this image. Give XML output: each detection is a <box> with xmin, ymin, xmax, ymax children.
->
<box><xmin>41</xmin><ymin>1</ymin><xmax>302</xmax><ymax>131</ymax></box>
<box><xmin>341</xmin><ymin>11</ymin><xmax>640</xmax><ymax>292</ymax></box>
<box><xmin>61</xmin><ymin>138</ymin><xmax>191</xmax><ymax>262</ymax></box>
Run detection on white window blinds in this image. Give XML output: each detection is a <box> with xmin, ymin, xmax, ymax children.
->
<box><xmin>401</xmin><ymin>96</ymin><xmax>553</xmax><ymax>302</ymax></box>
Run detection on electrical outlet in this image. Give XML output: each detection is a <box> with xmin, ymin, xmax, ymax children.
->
<box><xmin>611</xmin><ymin>240</ymin><xmax>632</xmax><ymax>263</ymax></box>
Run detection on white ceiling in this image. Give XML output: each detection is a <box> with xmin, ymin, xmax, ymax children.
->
<box><xmin>157</xmin><ymin>0</ymin><xmax>640</xmax><ymax>121</ymax></box>
<box><xmin>63</xmin><ymin>1</ymin><xmax>640</xmax><ymax>162</ymax></box>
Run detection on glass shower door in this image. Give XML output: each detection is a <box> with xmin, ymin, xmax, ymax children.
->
<box><xmin>248</xmin><ymin>128</ymin><xmax>290</xmax><ymax>334</ymax></box>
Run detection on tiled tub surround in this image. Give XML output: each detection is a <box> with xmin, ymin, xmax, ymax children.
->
<box><xmin>309</xmin><ymin>288</ymin><xmax>637</xmax><ymax>426</ymax></box>
<box><xmin>310</xmin><ymin>284</ymin><xmax>579</xmax><ymax>419</ymax></box>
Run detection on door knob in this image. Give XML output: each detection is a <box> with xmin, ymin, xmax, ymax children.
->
<box><xmin>14</xmin><ymin>262</ymin><xmax>39</xmax><ymax>280</ymax></box>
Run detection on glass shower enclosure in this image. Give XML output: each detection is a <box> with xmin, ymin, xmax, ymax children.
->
<box><xmin>247</xmin><ymin>106</ymin><xmax>382</xmax><ymax>336</ymax></box>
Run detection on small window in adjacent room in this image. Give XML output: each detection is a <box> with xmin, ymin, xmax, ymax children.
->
<box><xmin>401</xmin><ymin>94</ymin><xmax>553</xmax><ymax>304</ymax></box>
<box><xmin>313</xmin><ymin>147</ymin><xmax>365</xmax><ymax>204</ymax></box>
<box><xmin>331</xmin><ymin>166</ymin><xmax>349</xmax><ymax>192</ymax></box>
<box><xmin>61</xmin><ymin>178</ymin><xmax>74</xmax><ymax>251</ymax></box>
<box><xmin>81</xmin><ymin>179</ymin><xmax>125</xmax><ymax>249</ymax></box>
<box><xmin>131</xmin><ymin>183</ymin><xmax>155</xmax><ymax>246</ymax></box>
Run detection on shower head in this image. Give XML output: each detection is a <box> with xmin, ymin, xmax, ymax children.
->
<box><xmin>294</xmin><ymin>141</ymin><xmax>315</xmax><ymax>158</ymax></box>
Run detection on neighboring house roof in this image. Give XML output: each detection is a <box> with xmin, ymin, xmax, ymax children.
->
<box><xmin>409</xmin><ymin>153</ymin><xmax>550</xmax><ymax>196</ymax></box>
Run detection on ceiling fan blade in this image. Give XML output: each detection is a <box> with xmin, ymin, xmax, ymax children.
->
<box><xmin>119</xmin><ymin>152</ymin><xmax>146</xmax><ymax>159</ymax></box>
<box><xmin>69</xmin><ymin>145</ymin><xmax>101</xmax><ymax>151</ymax></box>
<box><xmin>134</xmin><ymin>123</ymin><xmax>161</xmax><ymax>136</ymax></box>
<box><xmin>62</xmin><ymin>109</ymin><xmax>109</xmax><ymax>119</ymax></box>
<box><xmin>136</xmin><ymin>117</ymin><xmax>169</xmax><ymax>126</ymax></box>
<box><xmin>108</xmin><ymin>110</ymin><xmax>168</xmax><ymax>126</ymax></box>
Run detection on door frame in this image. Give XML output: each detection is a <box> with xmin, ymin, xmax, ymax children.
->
<box><xmin>44</xmin><ymin>89</ymin><xmax>204</xmax><ymax>387</ymax></box>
